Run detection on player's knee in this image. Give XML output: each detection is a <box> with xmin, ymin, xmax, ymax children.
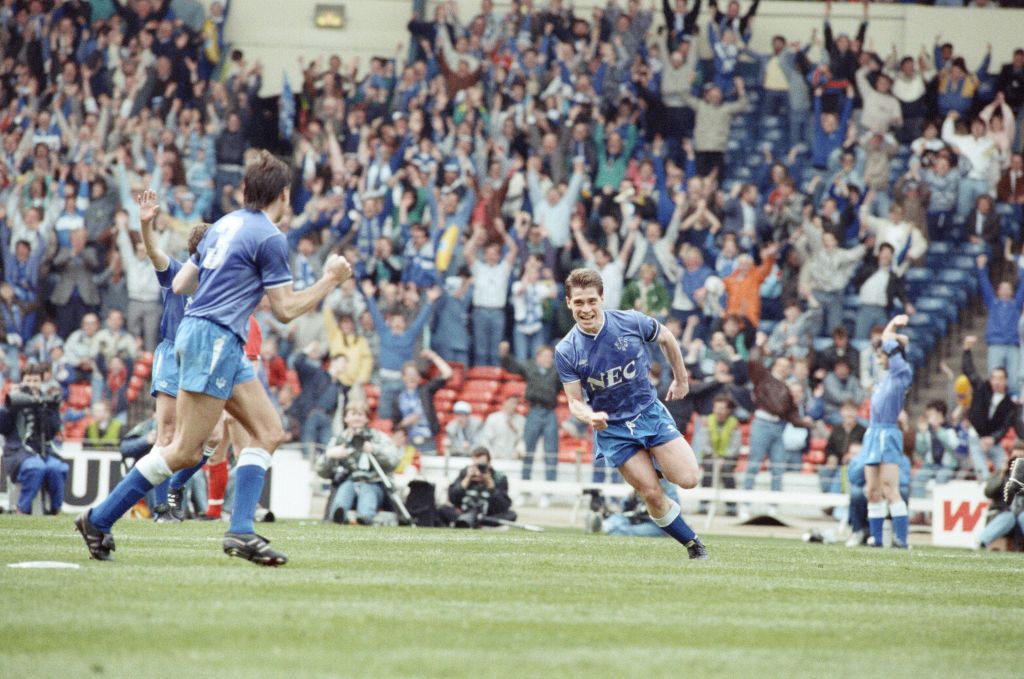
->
<box><xmin>675</xmin><ymin>468</ymin><xmax>700</xmax><ymax>490</ymax></box>
<box><xmin>255</xmin><ymin>423</ymin><xmax>286</xmax><ymax>452</ymax></box>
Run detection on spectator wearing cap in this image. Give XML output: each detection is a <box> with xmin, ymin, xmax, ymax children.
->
<box><xmin>683</xmin><ymin>75</ymin><xmax>749</xmax><ymax>178</ymax></box>
<box><xmin>444</xmin><ymin>400</ymin><xmax>484</xmax><ymax>458</ymax></box>
<box><xmin>464</xmin><ymin>220</ymin><xmax>517</xmax><ymax>367</ymax></box>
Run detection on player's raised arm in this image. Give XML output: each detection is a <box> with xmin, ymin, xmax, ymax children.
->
<box><xmin>265</xmin><ymin>253</ymin><xmax>353</xmax><ymax>323</ymax></box>
<box><xmin>136</xmin><ymin>189</ymin><xmax>169</xmax><ymax>271</ymax></box>
<box><xmin>172</xmin><ymin>260</ymin><xmax>200</xmax><ymax>295</ymax></box>
<box><xmin>562</xmin><ymin>380</ymin><xmax>608</xmax><ymax>431</ymax></box>
<box><xmin>655</xmin><ymin>322</ymin><xmax>689</xmax><ymax>399</ymax></box>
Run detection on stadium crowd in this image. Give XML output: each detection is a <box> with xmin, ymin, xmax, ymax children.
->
<box><xmin>3</xmin><ymin>0</ymin><xmax>1024</xmax><ymax>541</ymax></box>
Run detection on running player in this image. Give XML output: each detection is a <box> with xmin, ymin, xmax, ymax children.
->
<box><xmin>863</xmin><ymin>314</ymin><xmax>913</xmax><ymax>548</ymax></box>
<box><xmin>555</xmin><ymin>268</ymin><xmax>707</xmax><ymax>559</ymax></box>
<box><xmin>76</xmin><ymin>151</ymin><xmax>352</xmax><ymax>564</ymax></box>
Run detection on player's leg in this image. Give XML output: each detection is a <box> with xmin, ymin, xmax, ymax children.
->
<box><xmin>864</xmin><ymin>463</ymin><xmax>886</xmax><ymax>547</ymax></box>
<box><xmin>162</xmin><ymin>408</ymin><xmax>225</xmax><ymax>521</ymax></box>
<box><xmin>619</xmin><ymin>450</ymin><xmax>706</xmax><ymax>559</ymax></box>
<box><xmin>221</xmin><ymin>379</ymin><xmax>286</xmax><ymax>533</ymax></box>
<box><xmin>87</xmin><ymin>389</ymin><xmax>224</xmax><ymax>532</ymax></box>
<box><xmin>204</xmin><ymin>416</ymin><xmax>231</xmax><ymax>519</ymax></box>
<box><xmin>649</xmin><ymin>436</ymin><xmax>700</xmax><ymax>490</ymax></box>
<box><xmin>218</xmin><ymin>380</ymin><xmax>288</xmax><ymax>565</ymax></box>
<box><xmin>880</xmin><ymin>462</ymin><xmax>908</xmax><ymax>548</ymax></box>
<box><xmin>154</xmin><ymin>393</ymin><xmax>176</xmax><ymax>447</ymax></box>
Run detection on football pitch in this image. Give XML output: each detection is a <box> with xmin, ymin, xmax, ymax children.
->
<box><xmin>0</xmin><ymin>516</ymin><xmax>1019</xmax><ymax>679</ymax></box>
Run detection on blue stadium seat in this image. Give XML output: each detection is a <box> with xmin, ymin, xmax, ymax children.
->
<box><xmin>813</xmin><ymin>337</ymin><xmax>834</xmax><ymax>352</ymax></box>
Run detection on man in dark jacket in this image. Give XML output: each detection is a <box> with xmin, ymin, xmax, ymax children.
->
<box><xmin>0</xmin><ymin>363</ymin><xmax>65</xmax><ymax>514</ymax></box>
<box><xmin>439</xmin><ymin>447</ymin><xmax>516</xmax><ymax>528</ymax></box>
<box><xmin>853</xmin><ymin>243</ymin><xmax>913</xmax><ymax>339</ymax></box>
<box><xmin>963</xmin><ymin>336</ymin><xmax>1017</xmax><ymax>482</ymax></box>
<box><xmin>742</xmin><ymin>344</ymin><xmax>812</xmax><ymax>518</ymax></box>
<box><xmin>500</xmin><ymin>341</ymin><xmax>561</xmax><ymax>481</ymax></box>
<box><xmin>819</xmin><ymin>401</ymin><xmax>865</xmax><ymax>493</ymax></box>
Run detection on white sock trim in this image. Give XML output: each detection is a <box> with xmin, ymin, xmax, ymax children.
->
<box><xmin>136</xmin><ymin>449</ymin><xmax>173</xmax><ymax>485</ymax></box>
<box><xmin>202</xmin><ymin>446</ymin><xmax>217</xmax><ymax>457</ymax></box>
<box><xmin>207</xmin><ymin>499</ymin><xmax>224</xmax><ymax>506</ymax></box>
<box><xmin>236</xmin><ymin>447</ymin><xmax>272</xmax><ymax>470</ymax></box>
<box><xmin>890</xmin><ymin>500</ymin><xmax>908</xmax><ymax>518</ymax></box>
<box><xmin>867</xmin><ymin>501</ymin><xmax>888</xmax><ymax>519</ymax></box>
<box><xmin>651</xmin><ymin>500</ymin><xmax>681</xmax><ymax>528</ymax></box>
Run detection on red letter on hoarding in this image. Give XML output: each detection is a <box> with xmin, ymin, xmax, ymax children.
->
<box><xmin>942</xmin><ymin>500</ymin><xmax>989</xmax><ymax>532</ymax></box>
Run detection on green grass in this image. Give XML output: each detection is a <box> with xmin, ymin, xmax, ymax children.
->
<box><xmin>0</xmin><ymin>516</ymin><xmax>1020</xmax><ymax>679</ymax></box>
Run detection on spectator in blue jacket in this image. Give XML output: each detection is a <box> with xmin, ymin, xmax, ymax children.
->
<box><xmin>811</xmin><ymin>85</ymin><xmax>854</xmax><ymax>171</ymax></box>
<box><xmin>976</xmin><ymin>253</ymin><xmax>1024</xmax><ymax>392</ymax></box>
<box><xmin>360</xmin><ymin>280</ymin><xmax>441</xmax><ymax>419</ymax></box>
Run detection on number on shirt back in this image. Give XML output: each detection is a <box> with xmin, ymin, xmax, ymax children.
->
<box><xmin>201</xmin><ymin>216</ymin><xmax>244</xmax><ymax>270</ymax></box>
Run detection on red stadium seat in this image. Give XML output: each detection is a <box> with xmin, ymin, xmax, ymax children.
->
<box><xmin>467</xmin><ymin>366</ymin><xmax>503</xmax><ymax>381</ymax></box>
<box><xmin>435</xmin><ymin>388</ymin><xmax>459</xmax><ymax>402</ymax></box>
<box><xmin>372</xmin><ymin>419</ymin><xmax>394</xmax><ymax>434</ymax></box>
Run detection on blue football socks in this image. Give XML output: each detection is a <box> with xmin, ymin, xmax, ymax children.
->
<box><xmin>168</xmin><ymin>449</ymin><xmax>214</xmax><ymax>491</ymax></box>
<box><xmin>651</xmin><ymin>500</ymin><xmax>698</xmax><ymax>545</ymax></box>
<box><xmin>228</xmin><ymin>448</ymin><xmax>272</xmax><ymax>534</ymax></box>
<box><xmin>91</xmin><ymin>450</ymin><xmax>172</xmax><ymax>533</ymax></box>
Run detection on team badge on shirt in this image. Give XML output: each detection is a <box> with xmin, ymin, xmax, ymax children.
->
<box><xmin>614</xmin><ymin>337</ymin><xmax>629</xmax><ymax>352</ymax></box>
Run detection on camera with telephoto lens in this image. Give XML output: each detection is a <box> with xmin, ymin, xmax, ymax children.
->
<box><xmin>7</xmin><ymin>387</ymin><xmax>62</xmax><ymax>410</ymax></box>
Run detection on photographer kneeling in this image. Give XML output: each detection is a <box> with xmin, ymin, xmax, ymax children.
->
<box><xmin>317</xmin><ymin>402</ymin><xmax>400</xmax><ymax>525</ymax></box>
<box><xmin>440</xmin><ymin>447</ymin><xmax>516</xmax><ymax>528</ymax></box>
<box><xmin>0</xmin><ymin>363</ymin><xmax>66</xmax><ymax>514</ymax></box>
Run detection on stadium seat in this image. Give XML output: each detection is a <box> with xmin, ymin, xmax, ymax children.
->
<box><xmin>67</xmin><ymin>384</ymin><xmax>92</xmax><ymax>410</ymax></box>
<box><xmin>467</xmin><ymin>366</ymin><xmax>503</xmax><ymax>380</ymax></box>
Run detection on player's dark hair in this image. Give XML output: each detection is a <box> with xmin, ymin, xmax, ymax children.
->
<box><xmin>565</xmin><ymin>268</ymin><xmax>604</xmax><ymax>298</ymax></box>
<box><xmin>242</xmin><ymin>150</ymin><xmax>291</xmax><ymax>211</ymax></box>
<box><xmin>188</xmin><ymin>223</ymin><xmax>211</xmax><ymax>257</ymax></box>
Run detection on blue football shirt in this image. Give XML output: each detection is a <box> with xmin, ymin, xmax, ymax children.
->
<box><xmin>154</xmin><ymin>257</ymin><xmax>187</xmax><ymax>342</ymax></box>
<box><xmin>185</xmin><ymin>209</ymin><xmax>293</xmax><ymax>342</ymax></box>
<box><xmin>555</xmin><ymin>310</ymin><xmax>661</xmax><ymax>422</ymax></box>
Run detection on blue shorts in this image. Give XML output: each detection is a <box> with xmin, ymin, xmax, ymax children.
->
<box><xmin>150</xmin><ymin>339</ymin><xmax>179</xmax><ymax>398</ymax></box>
<box><xmin>862</xmin><ymin>424</ymin><xmax>903</xmax><ymax>465</ymax></box>
<box><xmin>174</xmin><ymin>317</ymin><xmax>255</xmax><ymax>400</ymax></box>
<box><xmin>595</xmin><ymin>402</ymin><xmax>682</xmax><ymax>468</ymax></box>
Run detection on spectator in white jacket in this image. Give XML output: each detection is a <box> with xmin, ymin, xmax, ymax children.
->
<box><xmin>941</xmin><ymin>111</ymin><xmax>998</xmax><ymax>220</ymax></box>
<box><xmin>856</xmin><ymin>63</ymin><xmax>902</xmax><ymax>134</ymax></box>
<box><xmin>116</xmin><ymin>211</ymin><xmax>162</xmax><ymax>350</ymax></box>
<box><xmin>477</xmin><ymin>395</ymin><xmax>526</xmax><ymax>460</ymax></box>
<box><xmin>526</xmin><ymin>156</ymin><xmax>585</xmax><ymax>248</ymax></box>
